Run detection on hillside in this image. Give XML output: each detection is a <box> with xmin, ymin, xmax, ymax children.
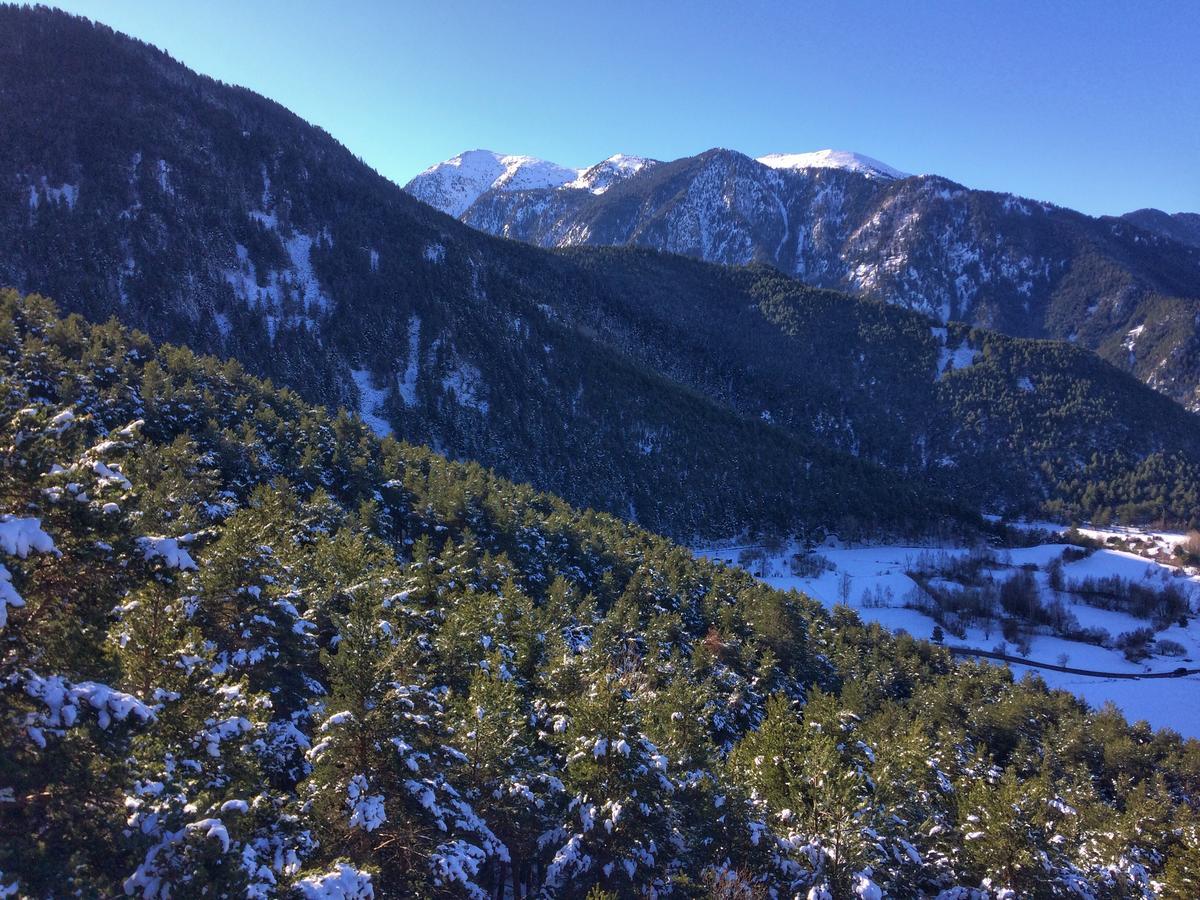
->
<box><xmin>555</xmin><ymin>252</ymin><xmax>1200</xmax><ymax>527</ymax></box>
<box><xmin>2</xmin><ymin>291</ymin><xmax>1199</xmax><ymax>898</ymax></box>
<box><xmin>412</xmin><ymin>147</ymin><xmax>1200</xmax><ymax>411</ymax></box>
<box><xmin>1</xmin><ymin>6</ymin><xmax>1199</xmax><ymax>537</ymax></box>
<box><xmin>0</xmin><ymin>6</ymin><xmax>954</xmax><ymax>540</ymax></box>
<box><xmin>1120</xmin><ymin>209</ymin><xmax>1200</xmax><ymax>250</ymax></box>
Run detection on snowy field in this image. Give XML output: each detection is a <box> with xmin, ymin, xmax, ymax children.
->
<box><xmin>698</xmin><ymin>526</ymin><xmax>1200</xmax><ymax>738</ymax></box>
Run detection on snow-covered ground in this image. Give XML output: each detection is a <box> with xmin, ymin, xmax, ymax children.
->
<box><xmin>350</xmin><ymin>369</ymin><xmax>392</xmax><ymax>437</ymax></box>
<box><xmin>698</xmin><ymin>526</ymin><xmax>1200</xmax><ymax>737</ymax></box>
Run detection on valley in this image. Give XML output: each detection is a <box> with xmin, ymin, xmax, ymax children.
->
<box><xmin>700</xmin><ymin>524</ymin><xmax>1200</xmax><ymax>735</ymax></box>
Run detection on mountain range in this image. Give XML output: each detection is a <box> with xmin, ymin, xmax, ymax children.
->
<box><xmin>2</xmin><ymin>6</ymin><xmax>1199</xmax><ymax>540</ymax></box>
<box><xmin>3</xmin><ymin>7</ymin><xmax>1200</xmax><ymax>896</ymax></box>
<box><xmin>407</xmin><ymin>148</ymin><xmax>1200</xmax><ymax>411</ymax></box>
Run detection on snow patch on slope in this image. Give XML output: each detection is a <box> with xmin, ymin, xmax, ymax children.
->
<box><xmin>398</xmin><ymin>315</ymin><xmax>421</xmax><ymax>407</ymax></box>
<box><xmin>931</xmin><ymin>328</ymin><xmax>980</xmax><ymax>377</ymax></box>
<box><xmin>351</xmin><ymin>369</ymin><xmax>393</xmax><ymax>437</ymax></box>
<box><xmin>222</xmin><ymin>211</ymin><xmax>333</xmax><ymax>338</ymax></box>
<box><xmin>441</xmin><ymin>358</ymin><xmax>489</xmax><ymax>415</ymax></box>
<box><xmin>26</xmin><ymin>177</ymin><xmax>80</xmax><ymax>210</ymax></box>
<box><xmin>1123</xmin><ymin>324</ymin><xmax>1145</xmax><ymax>353</ymax></box>
<box><xmin>939</xmin><ymin>340</ymin><xmax>980</xmax><ymax>376</ymax></box>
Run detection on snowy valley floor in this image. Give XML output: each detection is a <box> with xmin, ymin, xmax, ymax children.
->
<box><xmin>698</xmin><ymin>526</ymin><xmax>1200</xmax><ymax>738</ymax></box>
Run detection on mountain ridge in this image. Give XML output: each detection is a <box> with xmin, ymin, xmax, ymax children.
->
<box><xmin>405</xmin><ymin>146</ymin><xmax>904</xmax><ymax>215</ymax></box>
<box><xmin>410</xmin><ymin>146</ymin><xmax>1200</xmax><ymax>410</ymax></box>
<box><xmin>1120</xmin><ymin>208</ymin><xmax>1200</xmax><ymax>249</ymax></box>
<box><xmin>2</xmin><ymin>5</ymin><xmax>1199</xmax><ymax>540</ymax></box>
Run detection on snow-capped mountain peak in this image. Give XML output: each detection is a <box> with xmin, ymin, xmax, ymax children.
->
<box><xmin>756</xmin><ymin>149</ymin><xmax>907</xmax><ymax>180</ymax></box>
<box><xmin>406</xmin><ymin>149</ymin><xmax>580</xmax><ymax>218</ymax></box>
<box><xmin>566</xmin><ymin>154</ymin><xmax>658</xmax><ymax>194</ymax></box>
<box><xmin>407</xmin><ymin>147</ymin><xmax>910</xmax><ymax>220</ymax></box>
<box><xmin>407</xmin><ymin>150</ymin><xmax>662</xmax><ymax>214</ymax></box>
<box><xmin>489</xmin><ymin>153</ymin><xmax>579</xmax><ymax>193</ymax></box>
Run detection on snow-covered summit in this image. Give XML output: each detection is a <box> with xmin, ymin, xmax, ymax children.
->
<box><xmin>566</xmin><ymin>154</ymin><xmax>658</xmax><ymax>194</ymax></box>
<box><xmin>406</xmin><ymin>150</ymin><xmax>660</xmax><ymax>216</ymax></box>
<box><xmin>756</xmin><ymin>149</ymin><xmax>907</xmax><ymax>180</ymax></box>
<box><xmin>488</xmin><ymin>153</ymin><xmax>579</xmax><ymax>193</ymax></box>
<box><xmin>406</xmin><ymin>147</ymin><xmax>906</xmax><ymax>219</ymax></box>
<box><xmin>405</xmin><ymin>150</ymin><xmax>580</xmax><ymax>218</ymax></box>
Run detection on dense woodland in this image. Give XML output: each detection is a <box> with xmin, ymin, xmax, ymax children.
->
<box><xmin>3</xmin><ymin>292</ymin><xmax>1200</xmax><ymax>898</ymax></box>
<box><xmin>2</xmin><ymin>7</ymin><xmax>1200</xmax><ymax>543</ymax></box>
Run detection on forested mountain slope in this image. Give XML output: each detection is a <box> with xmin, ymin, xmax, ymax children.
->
<box><xmin>2</xmin><ymin>292</ymin><xmax>1199</xmax><ymax>898</ymax></box>
<box><xmin>1120</xmin><ymin>209</ymin><xmax>1200</xmax><ymax>250</ymax></box>
<box><xmin>414</xmin><ymin>146</ymin><xmax>1200</xmax><ymax>410</ymax></box>
<box><xmin>1</xmin><ymin>6</ymin><xmax>1199</xmax><ymax>537</ymax></box>
<box><xmin>0</xmin><ymin>6</ymin><xmax>955</xmax><ymax>540</ymax></box>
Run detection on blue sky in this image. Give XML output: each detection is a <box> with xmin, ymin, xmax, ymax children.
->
<box><xmin>50</xmin><ymin>0</ymin><xmax>1198</xmax><ymax>216</ymax></box>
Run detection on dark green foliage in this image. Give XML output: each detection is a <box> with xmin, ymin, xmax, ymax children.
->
<box><xmin>2</xmin><ymin>293</ymin><xmax>1199</xmax><ymax>897</ymax></box>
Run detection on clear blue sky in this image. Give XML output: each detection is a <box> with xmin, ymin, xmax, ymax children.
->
<box><xmin>49</xmin><ymin>0</ymin><xmax>1199</xmax><ymax>216</ymax></box>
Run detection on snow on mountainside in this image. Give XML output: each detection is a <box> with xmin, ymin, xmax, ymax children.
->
<box><xmin>405</xmin><ymin>150</ymin><xmax>656</xmax><ymax>217</ymax></box>
<box><xmin>407</xmin><ymin>148</ymin><xmax>896</xmax><ymax>216</ymax></box>
<box><xmin>407</xmin><ymin>145</ymin><xmax>1200</xmax><ymax>412</ymax></box>
<box><xmin>7</xmin><ymin>0</ymin><xmax>1200</xmax><ymax>550</ymax></box>
<box><xmin>756</xmin><ymin>148</ymin><xmax>908</xmax><ymax>180</ymax></box>
<box><xmin>566</xmin><ymin>153</ymin><xmax>658</xmax><ymax>193</ymax></box>
<box><xmin>405</xmin><ymin>149</ymin><xmax>579</xmax><ymax>217</ymax></box>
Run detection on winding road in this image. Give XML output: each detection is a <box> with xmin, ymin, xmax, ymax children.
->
<box><xmin>947</xmin><ymin>646</ymin><xmax>1200</xmax><ymax>680</ymax></box>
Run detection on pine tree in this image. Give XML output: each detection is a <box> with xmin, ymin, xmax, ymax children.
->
<box><xmin>545</xmin><ymin>670</ymin><xmax>676</xmax><ymax>896</ymax></box>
